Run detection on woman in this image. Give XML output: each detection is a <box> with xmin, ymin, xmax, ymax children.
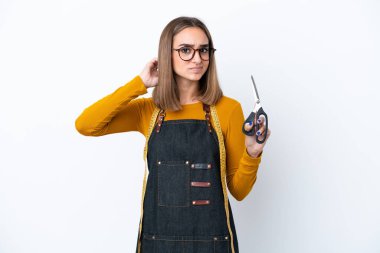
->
<box><xmin>75</xmin><ymin>16</ymin><xmax>271</xmax><ymax>253</ymax></box>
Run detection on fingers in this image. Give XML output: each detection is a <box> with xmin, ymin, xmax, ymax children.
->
<box><xmin>244</xmin><ymin>114</ymin><xmax>271</xmax><ymax>144</ymax></box>
<box><xmin>257</xmin><ymin>128</ymin><xmax>271</xmax><ymax>142</ymax></box>
<box><xmin>244</xmin><ymin>122</ymin><xmax>253</xmax><ymax>131</ymax></box>
<box><xmin>256</xmin><ymin>116</ymin><xmax>266</xmax><ymax>136</ymax></box>
<box><xmin>148</xmin><ymin>57</ymin><xmax>157</xmax><ymax>64</ymax></box>
<box><xmin>150</xmin><ymin>57</ymin><xmax>158</xmax><ymax>71</ymax></box>
<box><xmin>244</xmin><ymin>116</ymin><xmax>267</xmax><ymax>136</ymax></box>
<box><xmin>140</xmin><ymin>57</ymin><xmax>159</xmax><ymax>87</ymax></box>
<box><xmin>244</xmin><ymin>112</ymin><xmax>258</xmax><ymax>132</ymax></box>
<box><xmin>144</xmin><ymin>57</ymin><xmax>158</xmax><ymax>73</ymax></box>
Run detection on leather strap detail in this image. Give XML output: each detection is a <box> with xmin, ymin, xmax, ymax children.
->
<box><xmin>191</xmin><ymin>163</ymin><xmax>212</xmax><ymax>169</ymax></box>
<box><xmin>191</xmin><ymin>181</ymin><xmax>211</xmax><ymax>187</ymax></box>
<box><xmin>192</xmin><ymin>200</ymin><xmax>210</xmax><ymax>205</ymax></box>
<box><xmin>203</xmin><ymin>104</ymin><xmax>212</xmax><ymax>133</ymax></box>
<box><xmin>155</xmin><ymin>110</ymin><xmax>165</xmax><ymax>133</ymax></box>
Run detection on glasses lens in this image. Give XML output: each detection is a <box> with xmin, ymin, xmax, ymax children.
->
<box><xmin>199</xmin><ymin>48</ymin><xmax>210</xmax><ymax>61</ymax></box>
<box><xmin>179</xmin><ymin>47</ymin><xmax>194</xmax><ymax>61</ymax></box>
<box><xmin>178</xmin><ymin>47</ymin><xmax>212</xmax><ymax>61</ymax></box>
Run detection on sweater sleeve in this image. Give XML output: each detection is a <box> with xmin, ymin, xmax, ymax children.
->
<box><xmin>225</xmin><ymin>102</ymin><xmax>263</xmax><ymax>201</ymax></box>
<box><xmin>75</xmin><ymin>75</ymin><xmax>148</xmax><ymax>136</ymax></box>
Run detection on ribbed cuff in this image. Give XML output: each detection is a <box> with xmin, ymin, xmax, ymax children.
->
<box><xmin>241</xmin><ymin>148</ymin><xmax>262</xmax><ymax>166</ymax></box>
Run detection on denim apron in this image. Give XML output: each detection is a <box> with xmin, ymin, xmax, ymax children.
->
<box><xmin>136</xmin><ymin>103</ymin><xmax>239</xmax><ymax>253</ymax></box>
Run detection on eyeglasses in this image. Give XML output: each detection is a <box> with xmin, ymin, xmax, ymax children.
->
<box><xmin>172</xmin><ymin>46</ymin><xmax>216</xmax><ymax>61</ymax></box>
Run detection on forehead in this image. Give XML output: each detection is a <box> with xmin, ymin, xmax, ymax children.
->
<box><xmin>173</xmin><ymin>27</ymin><xmax>209</xmax><ymax>46</ymax></box>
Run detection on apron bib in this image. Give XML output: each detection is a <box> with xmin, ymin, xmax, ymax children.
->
<box><xmin>136</xmin><ymin>103</ymin><xmax>239</xmax><ymax>253</ymax></box>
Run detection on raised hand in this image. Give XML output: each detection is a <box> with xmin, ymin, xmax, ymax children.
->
<box><xmin>139</xmin><ymin>57</ymin><xmax>159</xmax><ymax>88</ymax></box>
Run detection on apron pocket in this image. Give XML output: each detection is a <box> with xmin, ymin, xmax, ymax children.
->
<box><xmin>157</xmin><ymin>160</ymin><xmax>190</xmax><ymax>207</ymax></box>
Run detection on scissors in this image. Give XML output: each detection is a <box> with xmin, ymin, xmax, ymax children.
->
<box><xmin>241</xmin><ymin>75</ymin><xmax>268</xmax><ymax>144</ymax></box>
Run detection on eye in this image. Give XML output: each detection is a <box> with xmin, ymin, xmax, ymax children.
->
<box><xmin>200</xmin><ymin>47</ymin><xmax>209</xmax><ymax>53</ymax></box>
<box><xmin>180</xmin><ymin>47</ymin><xmax>191</xmax><ymax>54</ymax></box>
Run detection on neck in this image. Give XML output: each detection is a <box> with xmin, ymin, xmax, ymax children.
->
<box><xmin>175</xmin><ymin>75</ymin><xmax>200</xmax><ymax>105</ymax></box>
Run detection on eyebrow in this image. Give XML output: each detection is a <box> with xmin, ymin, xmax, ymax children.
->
<box><xmin>177</xmin><ymin>43</ymin><xmax>209</xmax><ymax>47</ymax></box>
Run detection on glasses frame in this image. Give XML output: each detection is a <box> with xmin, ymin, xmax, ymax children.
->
<box><xmin>172</xmin><ymin>46</ymin><xmax>217</xmax><ymax>61</ymax></box>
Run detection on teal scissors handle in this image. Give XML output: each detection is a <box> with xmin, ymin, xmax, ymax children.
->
<box><xmin>242</xmin><ymin>107</ymin><xmax>268</xmax><ymax>144</ymax></box>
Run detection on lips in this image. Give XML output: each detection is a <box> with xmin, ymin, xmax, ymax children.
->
<box><xmin>189</xmin><ymin>67</ymin><xmax>203</xmax><ymax>70</ymax></box>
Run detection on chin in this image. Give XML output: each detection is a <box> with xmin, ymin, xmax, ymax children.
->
<box><xmin>187</xmin><ymin>72</ymin><xmax>205</xmax><ymax>80</ymax></box>
<box><xmin>187</xmin><ymin>75</ymin><xmax>203</xmax><ymax>81</ymax></box>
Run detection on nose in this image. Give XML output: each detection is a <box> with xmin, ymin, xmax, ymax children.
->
<box><xmin>192</xmin><ymin>49</ymin><xmax>202</xmax><ymax>63</ymax></box>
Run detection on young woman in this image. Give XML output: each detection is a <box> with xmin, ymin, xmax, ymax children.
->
<box><xmin>75</xmin><ymin>16</ymin><xmax>271</xmax><ymax>253</ymax></box>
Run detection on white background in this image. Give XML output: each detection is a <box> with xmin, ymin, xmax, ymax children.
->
<box><xmin>0</xmin><ymin>0</ymin><xmax>379</xmax><ymax>252</ymax></box>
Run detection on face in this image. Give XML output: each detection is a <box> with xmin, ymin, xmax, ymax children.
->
<box><xmin>172</xmin><ymin>27</ymin><xmax>210</xmax><ymax>82</ymax></box>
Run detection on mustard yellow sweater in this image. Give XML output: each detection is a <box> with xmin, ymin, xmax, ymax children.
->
<box><xmin>75</xmin><ymin>75</ymin><xmax>263</xmax><ymax>201</ymax></box>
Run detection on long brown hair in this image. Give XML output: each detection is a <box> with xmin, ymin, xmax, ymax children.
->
<box><xmin>152</xmin><ymin>16</ymin><xmax>223</xmax><ymax>112</ymax></box>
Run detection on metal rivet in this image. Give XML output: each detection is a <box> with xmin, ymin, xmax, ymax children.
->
<box><xmin>152</xmin><ymin>235</ymin><xmax>155</xmax><ymax>239</ymax></box>
<box><xmin>192</xmin><ymin>201</ymin><xmax>196</xmax><ymax>204</ymax></box>
<box><xmin>185</xmin><ymin>161</ymin><xmax>189</xmax><ymax>164</ymax></box>
<box><xmin>157</xmin><ymin>161</ymin><xmax>161</xmax><ymax>165</ymax></box>
<box><xmin>214</xmin><ymin>237</ymin><xmax>218</xmax><ymax>240</ymax></box>
<box><xmin>225</xmin><ymin>236</ymin><xmax>228</xmax><ymax>239</ymax></box>
<box><xmin>191</xmin><ymin>164</ymin><xmax>194</xmax><ymax>168</ymax></box>
<box><xmin>208</xmin><ymin>164</ymin><xmax>211</xmax><ymax>168</ymax></box>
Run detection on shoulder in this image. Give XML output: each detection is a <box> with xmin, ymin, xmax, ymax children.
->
<box><xmin>142</xmin><ymin>97</ymin><xmax>156</xmax><ymax>112</ymax></box>
<box><xmin>214</xmin><ymin>95</ymin><xmax>244</xmax><ymax>136</ymax></box>
<box><xmin>215</xmin><ymin>95</ymin><xmax>242</xmax><ymax>115</ymax></box>
<box><xmin>216</xmin><ymin>95</ymin><xmax>241</xmax><ymax>106</ymax></box>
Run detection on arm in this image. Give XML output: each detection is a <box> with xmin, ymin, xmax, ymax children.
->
<box><xmin>225</xmin><ymin>103</ymin><xmax>263</xmax><ymax>201</ymax></box>
<box><xmin>75</xmin><ymin>75</ymin><xmax>148</xmax><ymax>136</ymax></box>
